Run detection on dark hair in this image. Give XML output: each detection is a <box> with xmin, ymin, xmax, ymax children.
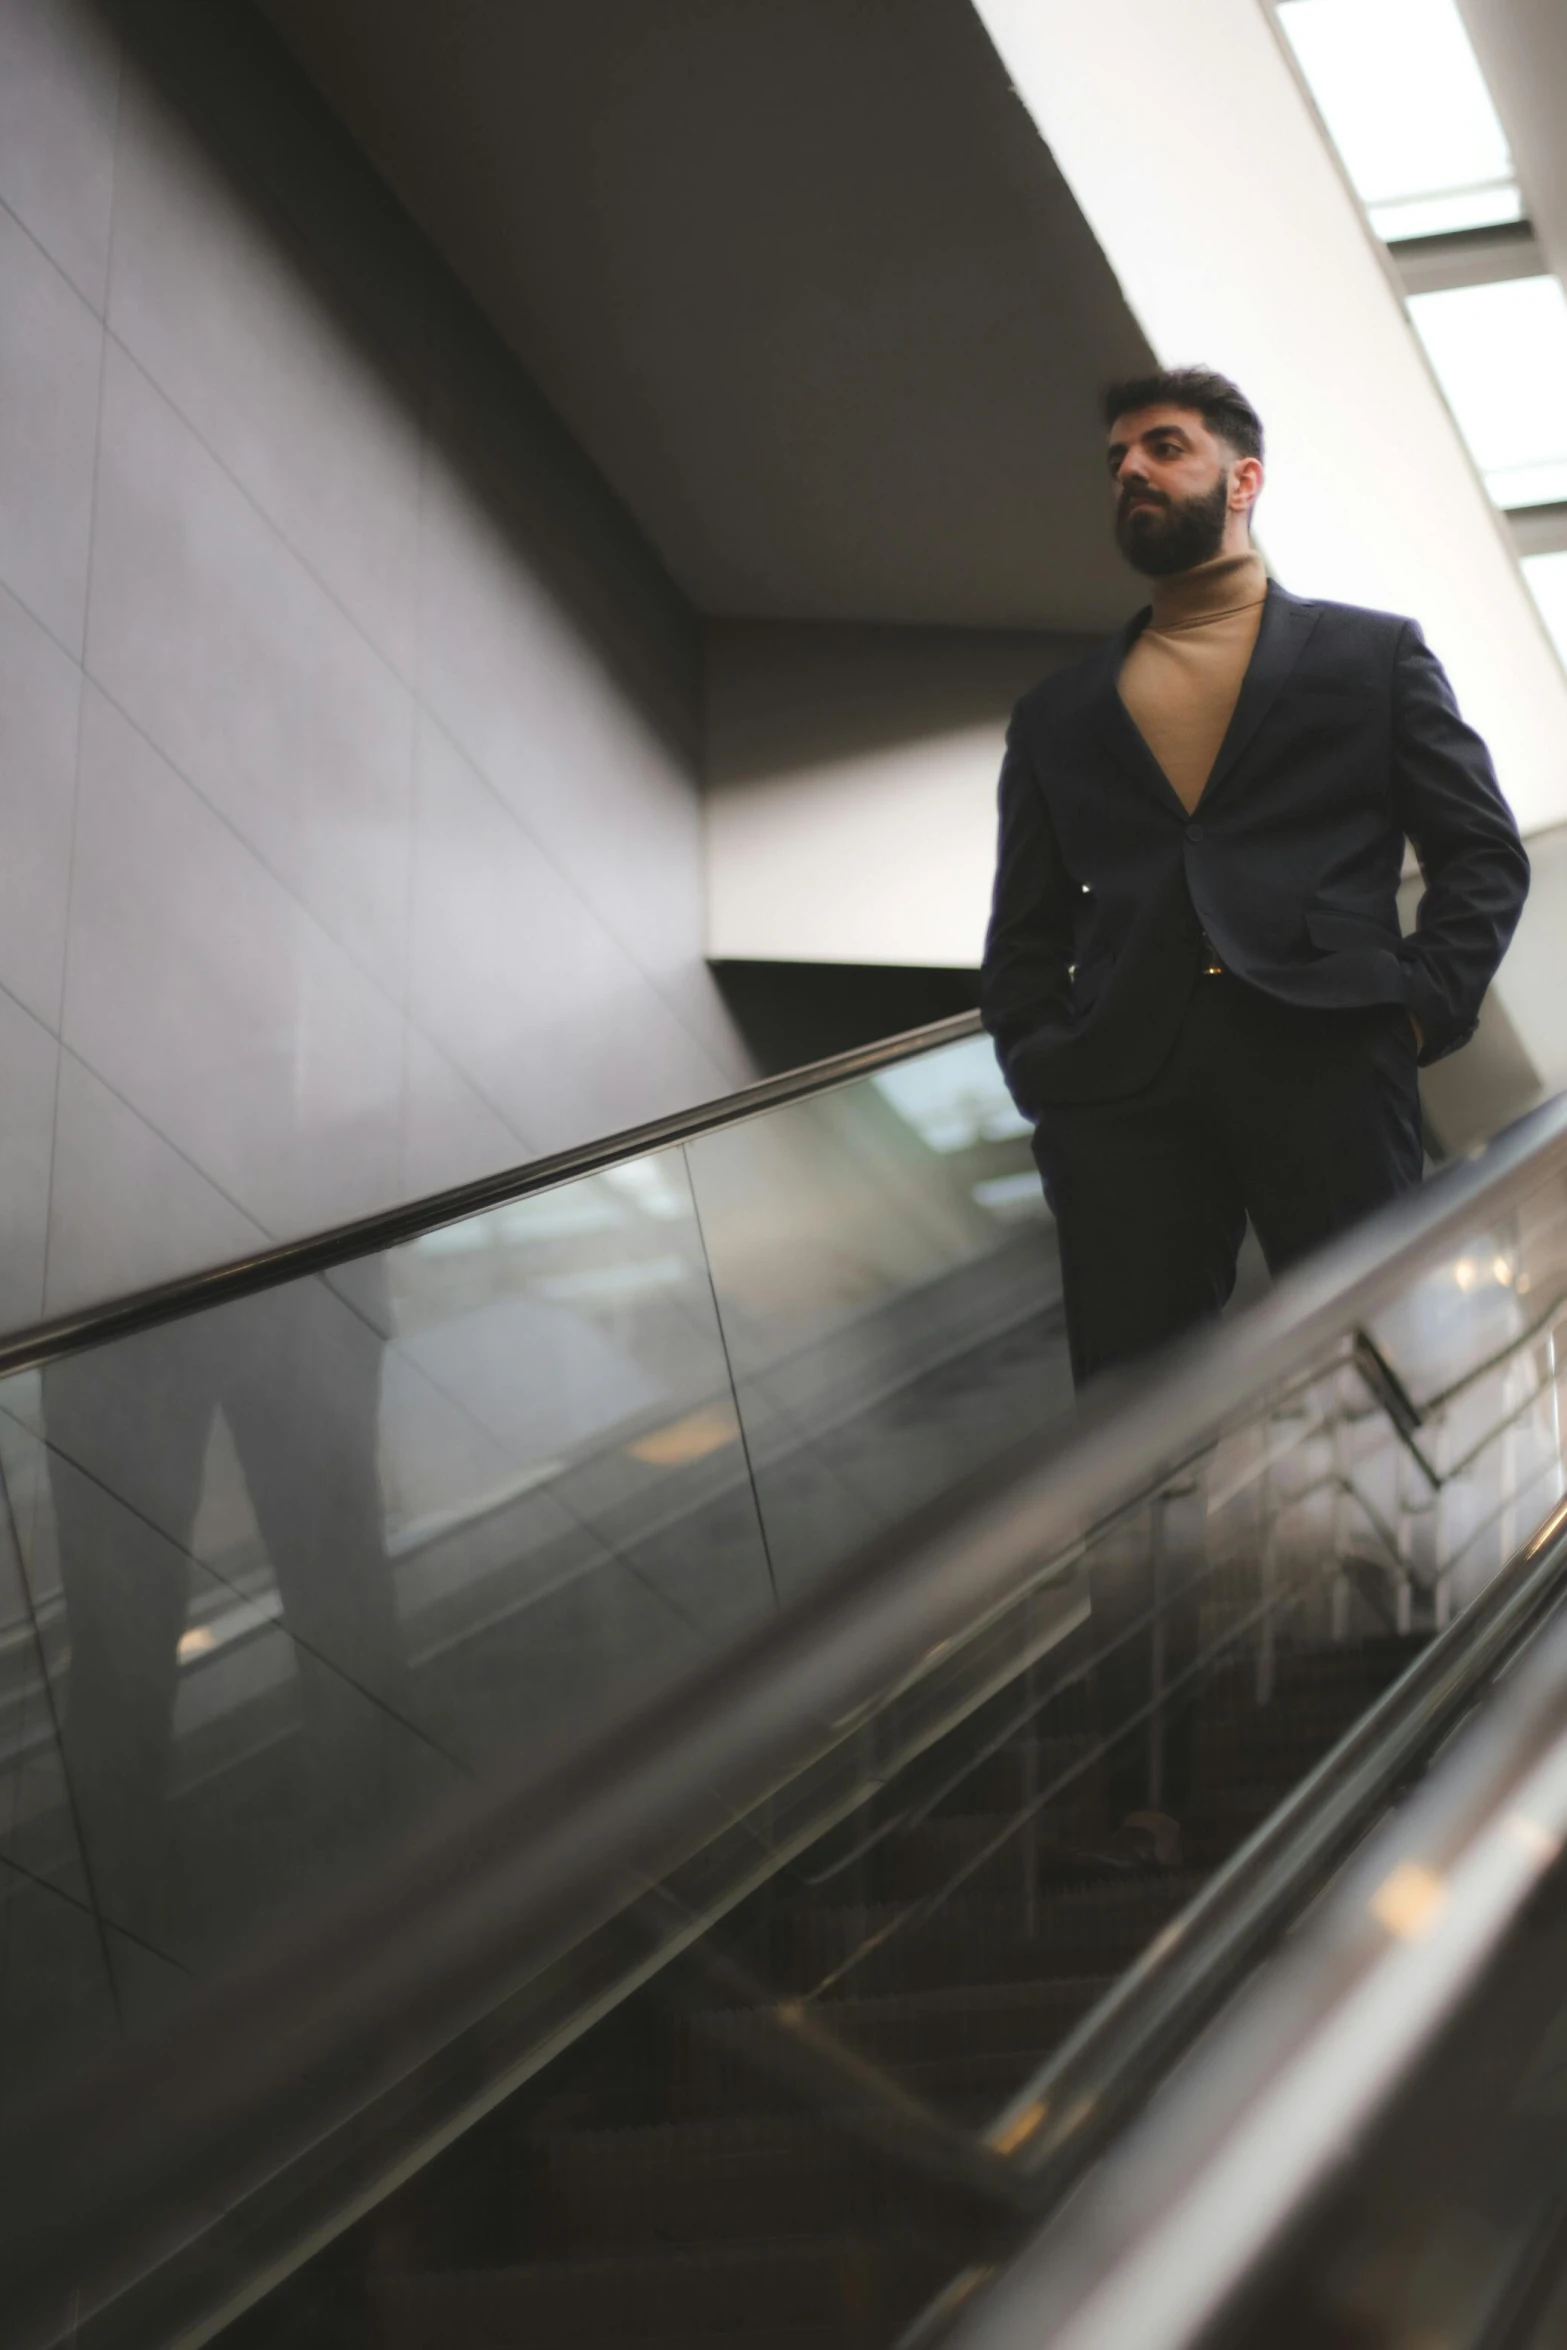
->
<box><xmin>1102</xmin><ymin>367</ymin><xmax>1264</xmax><ymax>462</ymax></box>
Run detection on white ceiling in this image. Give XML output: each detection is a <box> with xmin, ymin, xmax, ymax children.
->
<box><xmin>973</xmin><ymin>0</ymin><xmax>1567</xmax><ymax>835</ymax></box>
<box><xmin>1460</xmin><ymin>0</ymin><xmax>1567</xmax><ymax>296</ymax></box>
<box><xmin>259</xmin><ymin>0</ymin><xmax>1155</xmax><ymax>633</ymax></box>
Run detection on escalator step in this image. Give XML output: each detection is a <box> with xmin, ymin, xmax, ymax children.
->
<box><xmin>522</xmin><ymin>2112</ymin><xmax>982</xmax><ymax>2251</ymax></box>
<box><xmin>947</xmin><ymin>1734</ymin><xmax>1102</xmax><ymax>1813</ymax></box>
<box><xmin>672</xmin><ymin>1975</ymin><xmax>1115</xmax><ymax>2120</ymax></box>
<box><xmin>293</xmin><ymin>1638</ymin><xmax>1433</xmax><ymax>2335</ymax></box>
<box><xmin>772</xmin><ymin>1878</ymin><xmax>1203</xmax><ymax>1993</ymax></box>
<box><xmin>878</xmin><ymin>1811</ymin><xmax>1100</xmax><ymax>1899</ymax></box>
<box><xmin>367</xmin><ymin>2235</ymin><xmax>969</xmax><ymax>2345</ymax></box>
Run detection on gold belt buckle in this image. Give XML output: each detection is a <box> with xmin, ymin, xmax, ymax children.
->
<box><xmin>1200</xmin><ymin>931</ymin><xmax>1224</xmax><ymax>977</ymax></box>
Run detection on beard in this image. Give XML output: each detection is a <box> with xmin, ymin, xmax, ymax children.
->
<box><xmin>1114</xmin><ymin>471</ymin><xmax>1231</xmax><ymax>577</ymax></box>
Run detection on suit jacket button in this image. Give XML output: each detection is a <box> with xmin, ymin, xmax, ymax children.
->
<box><xmin>1186</xmin><ymin>820</ymin><xmax>1204</xmax><ymax>842</ymax></box>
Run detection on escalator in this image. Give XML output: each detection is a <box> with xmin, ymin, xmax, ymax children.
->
<box><xmin>0</xmin><ymin>1014</ymin><xmax>1061</xmax><ymax>2004</ymax></box>
<box><xmin>2</xmin><ymin>1019</ymin><xmax>1567</xmax><ymax>2350</ymax></box>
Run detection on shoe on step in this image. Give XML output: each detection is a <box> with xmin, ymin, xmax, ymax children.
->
<box><xmin>1107</xmin><ymin>1810</ymin><xmax>1183</xmax><ymax>1870</ymax></box>
<box><xmin>1040</xmin><ymin>1809</ymin><xmax>1183</xmax><ymax>1878</ymax></box>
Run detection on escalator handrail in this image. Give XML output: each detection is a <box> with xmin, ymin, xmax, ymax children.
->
<box><xmin>3</xmin><ymin>1088</ymin><xmax>1566</xmax><ymax>2343</ymax></box>
<box><xmin>0</xmin><ymin>1009</ymin><xmax>984</xmax><ymax>1380</ymax></box>
<box><xmin>980</xmin><ymin>1456</ymin><xmax>1567</xmax><ymax>2198</ymax></box>
<box><xmin>947</xmin><ymin>1499</ymin><xmax>1567</xmax><ymax>2350</ymax></box>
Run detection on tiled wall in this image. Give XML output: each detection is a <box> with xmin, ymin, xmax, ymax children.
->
<box><xmin>0</xmin><ymin>0</ymin><xmax>752</xmax><ymax>1326</ymax></box>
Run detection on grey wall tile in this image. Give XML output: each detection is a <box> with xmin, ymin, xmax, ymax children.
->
<box><xmin>108</xmin><ymin>65</ymin><xmax>424</xmax><ymax>677</ymax></box>
<box><xmin>653</xmin><ymin>959</ymin><xmax>758</xmax><ymax>1089</ymax></box>
<box><xmin>407</xmin><ymin>719</ymin><xmax>727</xmax><ymax>1154</ymax></box>
<box><xmin>422</xmin><ymin>294</ymin><xmax>701</xmax><ymax>751</ymax></box>
<box><xmin>417</xmin><ymin>445</ymin><xmax>715</xmax><ymax>988</ymax></box>
<box><xmin>0</xmin><ymin>201</ymin><xmax>103</xmax><ymax>654</ymax></box>
<box><xmin>86</xmin><ymin>342</ymin><xmax>415</xmax><ymax>994</ymax></box>
<box><xmin>402</xmin><ymin>1029</ymin><xmax>529</xmax><ymax>1204</ymax></box>
<box><xmin>62</xmin><ymin>690</ymin><xmax>404</xmax><ymax>1243</ymax></box>
<box><xmin>0</xmin><ymin>988</ymin><xmax>58</xmax><ymax>1331</ymax></box>
<box><xmin>0</xmin><ymin>0</ymin><xmax>119</xmax><ymax>311</ymax></box>
<box><xmin>0</xmin><ymin>0</ymin><xmax>749</xmax><ymax>1316</ymax></box>
<box><xmin>115</xmin><ymin>0</ymin><xmax>437</xmax><ymax>396</ymax></box>
<box><xmin>0</xmin><ymin>583</ymin><xmax>81</xmax><ymax>1027</ymax></box>
<box><xmin>44</xmin><ymin>1055</ymin><xmax>266</xmax><ymax>1316</ymax></box>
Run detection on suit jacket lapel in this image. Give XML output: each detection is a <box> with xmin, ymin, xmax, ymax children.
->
<box><xmin>1200</xmin><ymin>581</ymin><xmax>1322</xmax><ymax>809</ymax></box>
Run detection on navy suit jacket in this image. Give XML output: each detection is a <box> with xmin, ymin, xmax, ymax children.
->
<box><xmin>981</xmin><ymin>581</ymin><xmax>1530</xmax><ymax>1112</ymax></box>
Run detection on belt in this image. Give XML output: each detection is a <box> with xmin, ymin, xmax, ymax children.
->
<box><xmin>1200</xmin><ymin>930</ymin><xmax>1225</xmax><ymax>977</ymax></box>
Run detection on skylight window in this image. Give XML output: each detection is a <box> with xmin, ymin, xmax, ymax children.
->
<box><xmin>1408</xmin><ymin>277</ymin><xmax>1567</xmax><ymax>509</ymax></box>
<box><xmin>1277</xmin><ymin>0</ymin><xmax>1522</xmax><ymax>243</ymax></box>
<box><xmin>1523</xmin><ymin>552</ymin><xmax>1567</xmax><ymax>668</ymax></box>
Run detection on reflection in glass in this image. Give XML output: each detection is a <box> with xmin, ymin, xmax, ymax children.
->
<box><xmin>377</xmin><ymin>1143</ymin><xmax>776</xmax><ymax>1753</ymax></box>
<box><xmin>18</xmin><ymin>1274</ymin><xmax>432</xmax><ymax>1970</ymax></box>
<box><xmin>213</xmin><ymin>1158</ymin><xmax>1567</xmax><ymax>2350</ymax></box>
<box><xmin>7</xmin><ymin>1036</ymin><xmax>1567</xmax><ymax>2341</ymax></box>
<box><xmin>687</xmin><ymin>1037</ymin><xmax>1068</xmax><ymax>1597</ymax></box>
<box><xmin>0</xmin><ymin>1142</ymin><xmax>778</xmax><ymax>2010</ymax></box>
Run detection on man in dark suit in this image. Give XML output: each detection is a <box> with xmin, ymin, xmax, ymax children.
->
<box><xmin>981</xmin><ymin>365</ymin><xmax>1530</xmax><ymax>1866</ymax></box>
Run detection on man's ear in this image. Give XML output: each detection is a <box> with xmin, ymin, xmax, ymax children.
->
<box><xmin>1232</xmin><ymin>455</ymin><xmax>1264</xmax><ymax>517</ymax></box>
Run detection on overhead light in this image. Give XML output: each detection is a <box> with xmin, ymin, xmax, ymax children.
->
<box><xmin>1408</xmin><ymin>277</ymin><xmax>1567</xmax><ymax>509</ymax></box>
<box><xmin>1277</xmin><ymin>0</ymin><xmax>1522</xmax><ymax>244</ymax></box>
<box><xmin>1523</xmin><ymin>551</ymin><xmax>1567</xmax><ymax>665</ymax></box>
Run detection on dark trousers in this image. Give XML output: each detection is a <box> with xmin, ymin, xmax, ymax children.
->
<box><xmin>1034</xmin><ymin>975</ymin><xmax>1424</xmax><ymax>1819</ymax></box>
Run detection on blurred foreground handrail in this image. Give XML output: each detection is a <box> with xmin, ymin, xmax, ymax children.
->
<box><xmin>2</xmin><ymin>1090</ymin><xmax>1566</xmax><ymax>2347</ymax></box>
<box><xmin>947</xmin><ymin>1496</ymin><xmax>1567</xmax><ymax>2350</ymax></box>
<box><xmin>977</xmin><ymin>1459</ymin><xmax>1567</xmax><ymax>2201</ymax></box>
<box><xmin>0</xmin><ymin>1009</ymin><xmax>984</xmax><ymax>1378</ymax></box>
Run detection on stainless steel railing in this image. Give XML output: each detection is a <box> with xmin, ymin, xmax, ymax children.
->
<box><xmin>4</xmin><ymin>1089</ymin><xmax>1567</xmax><ymax>2350</ymax></box>
<box><xmin>949</xmin><ymin>1494</ymin><xmax>1567</xmax><ymax>2350</ymax></box>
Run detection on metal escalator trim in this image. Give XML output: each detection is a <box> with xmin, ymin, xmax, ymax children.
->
<box><xmin>800</xmin><ymin>1533</ymin><xmax>1347</xmax><ymax>2001</ymax></box>
<box><xmin>1351</xmin><ymin>1326</ymin><xmax>1428</xmax><ymax>1438</ymax></box>
<box><xmin>1469</xmin><ymin>2180</ymin><xmax>1567</xmax><ymax>2350</ymax></box>
<box><xmin>1393</xmin><ymin>1279</ymin><xmax>1567</xmax><ymax>1421</ymax></box>
<box><xmin>979</xmin><ymin>1484</ymin><xmax>1567</xmax><ymax>2197</ymax></box>
<box><xmin>0</xmin><ymin>1008</ymin><xmax>984</xmax><ymax>1379</ymax></box>
<box><xmin>947</xmin><ymin>1503</ymin><xmax>1567</xmax><ymax>2350</ymax></box>
<box><xmin>831</xmin><ymin>1285</ymin><xmax>1567</xmax><ymax>1914</ymax></box>
<box><xmin>1427</xmin><ymin>2182</ymin><xmax>1567</xmax><ymax>2350</ymax></box>
<box><xmin>3</xmin><ymin>1096</ymin><xmax>1567</xmax><ymax>2345</ymax></box>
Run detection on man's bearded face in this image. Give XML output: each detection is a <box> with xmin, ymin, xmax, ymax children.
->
<box><xmin>1114</xmin><ymin>469</ymin><xmax>1231</xmax><ymax>577</ymax></box>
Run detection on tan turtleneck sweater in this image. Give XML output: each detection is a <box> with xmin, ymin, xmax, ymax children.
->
<box><xmin>1117</xmin><ymin>550</ymin><xmax>1269</xmax><ymax>814</ymax></box>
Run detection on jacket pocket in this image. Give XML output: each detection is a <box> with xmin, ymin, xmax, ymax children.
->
<box><xmin>1305</xmin><ymin>903</ymin><xmax>1399</xmax><ymax>954</ymax></box>
<box><xmin>1069</xmin><ymin>951</ymin><xmax>1114</xmax><ymax>1013</ymax></box>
